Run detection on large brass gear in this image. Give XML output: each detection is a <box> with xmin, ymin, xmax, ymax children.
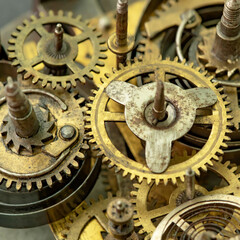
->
<box><xmin>0</xmin><ymin>80</ymin><xmax>87</xmax><ymax>191</ymax></box>
<box><xmin>130</xmin><ymin>159</ymin><xmax>240</xmax><ymax>238</ymax></box>
<box><xmin>85</xmin><ymin>57</ymin><xmax>231</xmax><ymax>184</ymax></box>
<box><xmin>7</xmin><ymin>10</ymin><xmax>107</xmax><ymax>89</ymax></box>
<box><xmin>50</xmin><ymin>192</ymin><xmax>122</xmax><ymax>240</ymax></box>
<box><xmin>151</xmin><ymin>194</ymin><xmax>240</xmax><ymax>240</ymax></box>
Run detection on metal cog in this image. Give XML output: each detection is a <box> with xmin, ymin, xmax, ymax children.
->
<box><xmin>85</xmin><ymin>57</ymin><xmax>232</xmax><ymax>185</ymax></box>
<box><xmin>197</xmin><ymin>28</ymin><xmax>240</xmax><ymax>78</ymax></box>
<box><xmin>130</xmin><ymin>160</ymin><xmax>240</xmax><ymax>238</ymax></box>
<box><xmin>50</xmin><ymin>192</ymin><xmax>122</xmax><ymax>240</ymax></box>
<box><xmin>7</xmin><ymin>10</ymin><xmax>107</xmax><ymax>89</ymax></box>
<box><xmin>0</xmin><ymin>83</ymin><xmax>89</xmax><ymax>191</ymax></box>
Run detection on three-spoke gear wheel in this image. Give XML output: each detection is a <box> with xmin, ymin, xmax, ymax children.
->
<box><xmin>7</xmin><ymin>10</ymin><xmax>107</xmax><ymax>89</ymax></box>
<box><xmin>85</xmin><ymin>57</ymin><xmax>232</xmax><ymax>185</ymax></box>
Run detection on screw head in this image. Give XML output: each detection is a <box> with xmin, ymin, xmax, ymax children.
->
<box><xmin>60</xmin><ymin>125</ymin><xmax>76</xmax><ymax>140</ymax></box>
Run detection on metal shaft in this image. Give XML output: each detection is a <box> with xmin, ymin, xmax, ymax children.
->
<box><xmin>185</xmin><ymin>168</ymin><xmax>195</xmax><ymax>200</ymax></box>
<box><xmin>116</xmin><ymin>0</ymin><xmax>128</xmax><ymax>47</ymax></box>
<box><xmin>5</xmin><ymin>77</ymin><xmax>39</xmax><ymax>138</ymax></box>
<box><xmin>212</xmin><ymin>0</ymin><xmax>240</xmax><ymax>61</ymax></box>
<box><xmin>153</xmin><ymin>70</ymin><xmax>166</xmax><ymax>121</ymax></box>
<box><xmin>116</xmin><ymin>0</ymin><xmax>128</xmax><ymax>68</ymax></box>
<box><xmin>55</xmin><ymin>23</ymin><xmax>64</xmax><ymax>52</ymax></box>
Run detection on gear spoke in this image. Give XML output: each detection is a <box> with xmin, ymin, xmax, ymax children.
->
<box><xmin>25</xmin><ymin>55</ymin><xmax>43</xmax><ymax>67</ymax></box>
<box><xmin>103</xmin><ymin>112</ymin><xmax>125</xmax><ymax>122</ymax></box>
<box><xmin>35</xmin><ymin>25</ymin><xmax>48</xmax><ymax>37</ymax></box>
<box><xmin>73</xmin><ymin>32</ymin><xmax>90</xmax><ymax>43</ymax></box>
<box><xmin>194</xmin><ymin>115</ymin><xmax>215</xmax><ymax>125</ymax></box>
<box><xmin>67</xmin><ymin>60</ymin><xmax>81</xmax><ymax>73</ymax></box>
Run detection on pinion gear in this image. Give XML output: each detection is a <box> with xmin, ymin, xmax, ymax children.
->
<box><xmin>85</xmin><ymin>57</ymin><xmax>232</xmax><ymax>184</ymax></box>
<box><xmin>0</xmin><ymin>83</ymin><xmax>89</xmax><ymax>191</ymax></box>
<box><xmin>7</xmin><ymin>10</ymin><xmax>107</xmax><ymax>89</ymax></box>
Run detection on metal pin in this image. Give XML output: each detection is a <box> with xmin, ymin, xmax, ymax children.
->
<box><xmin>55</xmin><ymin>23</ymin><xmax>64</xmax><ymax>52</ymax></box>
<box><xmin>212</xmin><ymin>0</ymin><xmax>240</xmax><ymax>61</ymax></box>
<box><xmin>185</xmin><ymin>168</ymin><xmax>195</xmax><ymax>200</ymax></box>
<box><xmin>5</xmin><ymin>77</ymin><xmax>39</xmax><ymax>138</ymax></box>
<box><xmin>152</xmin><ymin>70</ymin><xmax>166</xmax><ymax>122</ymax></box>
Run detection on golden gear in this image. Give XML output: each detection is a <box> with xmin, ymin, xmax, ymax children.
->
<box><xmin>7</xmin><ymin>10</ymin><xmax>107</xmax><ymax>89</ymax></box>
<box><xmin>130</xmin><ymin>159</ymin><xmax>240</xmax><ymax>238</ymax></box>
<box><xmin>85</xmin><ymin>57</ymin><xmax>231</xmax><ymax>184</ymax></box>
<box><xmin>50</xmin><ymin>192</ymin><xmax>122</xmax><ymax>240</ymax></box>
<box><xmin>0</xmin><ymin>80</ymin><xmax>88</xmax><ymax>191</ymax></box>
<box><xmin>144</xmin><ymin>0</ymin><xmax>224</xmax><ymax>39</ymax></box>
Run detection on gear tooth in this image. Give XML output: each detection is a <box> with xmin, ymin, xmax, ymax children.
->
<box><xmin>79</xmin><ymin>77</ymin><xmax>86</xmax><ymax>84</ymax></box>
<box><xmin>16</xmin><ymin>181</ymin><xmax>22</xmax><ymax>191</ymax></box>
<box><xmin>78</xmin><ymin>97</ymin><xmax>85</xmax><ymax>104</ymax></box>
<box><xmin>100</xmin><ymin>46</ymin><xmax>108</xmax><ymax>52</ymax></box>
<box><xmin>179</xmin><ymin>175</ymin><xmax>184</xmax><ymax>182</ymax></box>
<box><xmin>26</xmin><ymin>181</ymin><xmax>32</xmax><ymax>191</ymax></box>
<box><xmin>139</xmin><ymin>229</ymin><xmax>146</xmax><ymax>234</ymax></box>
<box><xmin>7</xmin><ymin>46</ymin><xmax>15</xmax><ymax>52</ymax></box>
<box><xmin>155</xmin><ymin>178</ymin><xmax>160</xmax><ymax>185</ymax></box>
<box><xmin>122</xmin><ymin>170</ymin><xmax>128</xmax><ymax>177</ymax></box>
<box><xmin>6</xmin><ymin>180</ymin><xmax>13</xmax><ymax>189</ymax></box>
<box><xmin>221</xmin><ymin>142</ymin><xmax>228</xmax><ymax>148</ymax></box>
<box><xmin>92</xmin><ymin>67</ymin><xmax>100</xmax><ymax>73</ymax></box>
<box><xmin>77</xmin><ymin>152</ymin><xmax>85</xmax><ymax>159</ymax></box>
<box><xmin>224</xmin><ymin>136</ymin><xmax>231</xmax><ymax>141</ymax></box>
<box><xmin>72</xmin><ymin>160</ymin><xmax>79</xmax><ymax>169</ymax></box>
<box><xmin>42</xmin><ymin>78</ymin><xmax>48</xmax><ymax>87</ymax></box>
<box><xmin>32</xmin><ymin>76</ymin><xmax>39</xmax><ymax>84</ymax></box>
<box><xmin>30</xmin><ymin>15</ymin><xmax>37</xmax><ymax>21</ymax></box>
<box><xmin>39</xmin><ymin>11</ymin><xmax>46</xmax><ymax>18</ymax></box>
<box><xmin>231</xmin><ymin>166</ymin><xmax>238</xmax><ymax>173</ymax></box>
<box><xmin>195</xmin><ymin>169</ymin><xmax>200</xmax><ymax>176</ymax></box>
<box><xmin>61</xmin><ymin>81</ymin><xmax>67</xmax><ymax>89</ymax></box>
<box><xmin>36</xmin><ymin>180</ymin><xmax>43</xmax><ymax>190</ymax></box>
<box><xmin>89</xmin><ymin>138</ymin><xmax>96</xmax><ymax>144</ymax></box>
<box><xmin>208</xmin><ymin>160</ymin><xmax>214</xmax><ymax>166</ymax></box>
<box><xmin>217</xmin><ymin>149</ymin><xmax>224</xmax><ymax>155</ymax></box>
<box><xmin>174</xmin><ymin>56</ymin><xmax>179</xmax><ymax>62</ymax></box>
<box><xmin>224</xmin><ymin>161</ymin><xmax>231</xmax><ymax>167</ymax></box>
<box><xmin>163</xmin><ymin>178</ymin><xmax>168</xmax><ymax>185</ymax></box>
<box><xmin>16</xmin><ymin>25</ymin><xmax>24</xmax><ymax>31</ymax></box>
<box><xmin>171</xmin><ymin>177</ymin><xmax>177</xmax><ymax>185</ymax></box>
<box><xmin>130</xmin><ymin>191</ymin><xmax>138</xmax><ymax>197</ymax></box>
<box><xmin>23</xmin><ymin>19</ymin><xmax>30</xmax><ymax>26</ymax></box>
<box><xmin>64</xmin><ymin>167</ymin><xmax>72</xmax><ymax>176</ymax></box>
<box><xmin>99</xmin><ymin>53</ymin><xmax>107</xmax><ymax>59</ymax></box>
<box><xmin>227</xmin><ymin>69</ymin><xmax>236</xmax><ymax>78</ymax></box>
<box><xmin>8</xmin><ymin>38</ymin><xmax>16</xmax><ymax>44</ymax></box>
<box><xmin>46</xmin><ymin>177</ymin><xmax>53</xmax><ymax>187</ymax></box>
<box><xmin>96</xmin><ymin>150</ymin><xmax>104</xmax><ymax>157</ymax></box>
<box><xmin>201</xmin><ymin>165</ymin><xmax>208</xmax><ymax>172</ymax></box>
<box><xmin>138</xmin><ymin>176</ymin><xmax>143</xmax><ymax>183</ymax></box>
<box><xmin>212</xmin><ymin>154</ymin><xmax>219</xmax><ymax>161</ymax></box>
<box><xmin>67</xmin><ymin>11</ymin><xmax>73</xmax><ymax>18</ymax></box>
<box><xmin>76</xmin><ymin>14</ymin><xmax>82</xmax><ymax>21</ymax></box>
<box><xmin>86</xmin><ymin>72</ymin><xmax>94</xmax><ymax>79</ymax></box>
<box><xmin>98</xmin><ymin>194</ymin><xmax>104</xmax><ymax>201</ymax></box>
<box><xmin>70</xmin><ymin>79</ymin><xmax>77</xmax><ymax>87</ymax></box>
<box><xmin>24</xmin><ymin>72</ymin><xmax>32</xmax><ymax>80</ymax></box>
<box><xmin>58</xmin><ymin>10</ymin><xmax>64</xmax><ymax>16</ymax></box>
<box><xmin>52</xmin><ymin>80</ymin><xmax>57</xmax><ymax>89</ymax></box>
<box><xmin>107</xmin><ymin>191</ymin><xmax>112</xmax><ymax>199</ymax></box>
<box><xmin>96</xmin><ymin>60</ymin><xmax>105</xmax><ymax>67</ymax></box>
<box><xmin>11</xmin><ymin>31</ymin><xmax>19</xmax><ymax>38</ymax></box>
<box><xmin>56</xmin><ymin>173</ymin><xmax>63</xmax><ymax>183</ymax></box>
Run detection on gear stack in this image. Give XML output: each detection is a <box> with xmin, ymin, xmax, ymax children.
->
<box><xmin>2</xmin><ymin>0</ymin><xmax>240</xmax><ymax>239</ymax></box>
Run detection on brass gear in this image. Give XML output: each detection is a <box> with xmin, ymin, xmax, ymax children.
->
<box><xmin>50</xmin><ymin>192</ymin><xmax>122</xmax><ymax>240</ymax></box>
<box><xmin>131</xmin><ymin>159</ymin><xmax>240</xmax><ymax>238</ymax></box>
<box><xmin>0</xmin><ymin>80</ymin><xmax>88</xmax><ymax>191</ymax></box>
<box><xmin>7</xmin><ymin>10</ymin><xmax>107</xmax><ymax>89</ymax></box>
<box><xmin>197</xmin><ymin>28</ymin><xmax>240</xmax><ymax>78</ymax></box>
<box><xmin>85</xmin><ymin>57</ymin><xmax>231</xmax><ymax>184</ymax></box>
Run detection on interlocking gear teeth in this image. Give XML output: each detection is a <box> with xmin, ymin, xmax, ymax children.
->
<box><xmin>130</xmin><ymin>159</ymin><xmax>240</xmax><ymax>237</ymax></box>
<box><xmin>7</xmin><ymin>10</ymin><xmax>107</xmax><ymax>89</ymax></box>
<box><xmin>85</xmin><ymin>57</ymin><xmax>231</xmax><ymax>185</ymax></box>
<box><xmin>50</xmin><ymin>192</ymin><xmax>122</xmax><ymax>240</ymax></box>
<box><xmin>0</xmin><ymin>88</ymin><xmax>89</xmax><ymax>191</ymax></box>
